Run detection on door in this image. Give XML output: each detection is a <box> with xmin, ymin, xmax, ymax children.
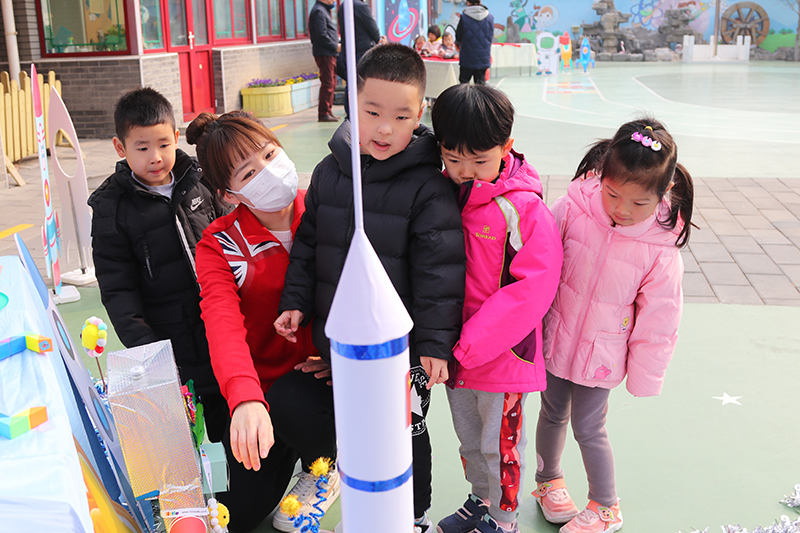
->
<box><xmin>167</xmin><ymin>0</ymin><xmax>215</xmax><ymax>122</ymax></box>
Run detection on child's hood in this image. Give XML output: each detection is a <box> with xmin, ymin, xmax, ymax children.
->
<box><xmin>328</xmin><ymin>120</ymin><xmax>441</xmax><ymax>180</ymax></box>
<box><xmin>462</xmin><ymin>4</ymin><xmax>490</xmax><ymax>20</ymax></box>
<box><xmin>567</xmin><ymin>175</ymin><xmax>682</xmax><ymax>247</ymax></box>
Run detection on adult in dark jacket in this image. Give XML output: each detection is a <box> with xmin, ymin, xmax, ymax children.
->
<box><xmin>455</xmin><ymin>0</ymin><xmax>494</xmax><ymax>84</ymax></box>
<box><xmin>309</xmin><ymin>0</ymin><xmax>340</xmax><ymax>122</ymax></box>
<box><xmin>279</xmin><ymin>120</ymin><xmax>466</xmax><ymax>521</ymax></box>
<box><xmin>336</xmin><ymin>0</ymin><xmax>381</xmax><ymax>116</ymax></box>
<box><xmin>89</xmin><ymin>148</ymin><xmax>229</xmax><ymax>440</ymax></box>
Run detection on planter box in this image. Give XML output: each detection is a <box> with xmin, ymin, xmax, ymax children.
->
<box><xmin>290</xmin><ymin>79</ymin><xmax>321</xmax><ymax>113</ymax></box>
<box><xmin>241</xmin><ymin>85</ymin><xmax>292</xmax><ymax>118</ymax></box>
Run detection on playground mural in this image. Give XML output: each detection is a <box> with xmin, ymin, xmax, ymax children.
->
<box><xmin>424</xmin><ymin>0</ymin><xmax>797</xmax><ymax>53</ymax></box>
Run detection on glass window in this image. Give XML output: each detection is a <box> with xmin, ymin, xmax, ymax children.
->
<box><xmin>39</xmin><ymin>0</ymin><xmax>127</xmax><ymax>54</ymax></box>
<box><xmin>283</xmin><ymin>0</ymin><xmax>295</xmax><ymax>39</ymax></box>
<box><xmin>193</xmin><ymin>0</ymin><xmax>209</xmax><ymax>45</ymax></box>
<box><xmin>256</xmin><ymin>0</ymin><xmax>271</xmax><ymax>38</ymax></box>
<box><xmin>140</xmin><ymin>0</ymin><xmax>164</xmax><ymax>49</ymax></box>
<box><xmin>270</xmin><ymin>0</ymin><xmax>282</xmax><ymax>35</ymax></box>
<box><xmin>214</xmin><ymin>0</ymin><xmax>232</xmax><ymax>39</ymax></box>
<box><xmin>233</xmin><ymin>0</ymin><xmax>248</xmax><ymax>38</ymax></box>
<box><xmin>168</xmin><ymin>0</ymin><xmax>189</xmax><ymax>46</ymax></box>
<box><xmin>295</xmin><ymin>0</ymin><xmax>307</xmax><ymax>35</ymax></box>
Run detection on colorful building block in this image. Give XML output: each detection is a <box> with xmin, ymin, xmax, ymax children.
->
<box><xmin>0</xmin><ymin>332</ymin><xmax>53</xmax><ymax>361</ymax></box>
<box><xmin>0</xmin><ymin>406</ymin><xmax>48</xmax><ymax>438</ymax></box>
<box><xmin>0</xmin><ymin>413</ymin><xmax>30</xmax><ymax>439</ymax></box>
<box><xmin>25</xmin><ymin>332</ymin><xmax>53</xmax><ymax>353</ymax></box>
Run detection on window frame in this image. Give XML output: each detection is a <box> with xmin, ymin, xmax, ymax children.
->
<box><xmin>35</xmin><ymin>0</ymin><xmax>133</xmax><ymax>57</ymax></box>
<box><xmin>212</xmin><ymin>0</ymin><xmax>253</xmax><ymax>45</ymax></box>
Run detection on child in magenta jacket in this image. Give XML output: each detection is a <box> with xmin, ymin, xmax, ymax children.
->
<box><xmin>432</xmin><ymin>84</ymin><xmax>563</xmax><ymax>533</ymax></box>
<box><xmin>533</xmin><ymin>118</ymin><xmax>694</xmax><ymax>533</ymax></box>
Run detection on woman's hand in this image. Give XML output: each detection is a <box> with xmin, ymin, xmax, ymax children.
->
<box><xmin>230</xmin><ymin>401</ymin><xmax>274</xmax><ymax>471</ymax></box>
<box><xmin>295</xmin><ymin>355</ymin><xmax>333</xmax><ymax>385</ymax></box>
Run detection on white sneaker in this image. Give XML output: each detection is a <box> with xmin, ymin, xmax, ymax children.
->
<box><xmin>273</xmin><ymin>469</ymin><xmax>341</xmax><ymax>532</ymax></box>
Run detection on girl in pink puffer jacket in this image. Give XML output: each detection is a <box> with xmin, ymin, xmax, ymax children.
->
<box><xmin>532</xmin><ymin>118</ymin><xmax>694</xmax><ymax>533</ymax></box>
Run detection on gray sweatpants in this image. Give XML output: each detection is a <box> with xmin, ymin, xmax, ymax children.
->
<box><xmin>447</xmin><ymin>387</ymin><xmax>528</xmax><ymax>524</ymax></box>
<box><xmin>535</xmin><ymin>371</ymin><xmax>617</xmax><ymax>507</ymax></box>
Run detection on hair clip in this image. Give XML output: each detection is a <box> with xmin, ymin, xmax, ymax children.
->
<box><xmin>645</xmin><ymin>126</ymin><xmax>653</xmax><ymax>131</ymax></box>
<box><xmin>630</xmin><ymin>131</ymin><xmax>662</xmax><ymax>152</ymax></box>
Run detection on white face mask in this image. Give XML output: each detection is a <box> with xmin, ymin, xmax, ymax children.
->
<box><xmin>229</xmin><ymin>149</ymin><xmax>298</xmax><ymax>212</ymax></box>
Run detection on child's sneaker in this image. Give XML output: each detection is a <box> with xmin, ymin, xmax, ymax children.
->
<box><xmin>559</xmin><ymin>501</ymin><xmax>622</xmax><ymax>533</ymax></box>
<box><xmin>533</xmin><ymin>479</ymin><xmax>580</xmax><ymax>523</ymax></box>
<box><xmin>472</xmin><ymin>514</ymin><xmax>518</xmax><ymax>533</ymax></box>
<box><xmin>437</xmin><ymin>494</ymin><xmax>490</xmax><ymax>533</ymax></box>
<box><xmin>272</xmin><ymin>468</ymin><xmax>341</xmax><ymax>532</ymax></box>
<box><xmin>415</xmin><ymin>512</ymin><xmax>434</xmax><ymax>533</ymax></box>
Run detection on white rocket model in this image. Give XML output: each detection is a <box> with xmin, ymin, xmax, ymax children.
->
<box><xmin>324</xmin><ymin>2</ymin><xmax>416</xmax><ymax>530</ymax></box>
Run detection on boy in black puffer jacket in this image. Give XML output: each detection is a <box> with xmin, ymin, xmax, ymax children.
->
<box><xmin>275</xmin><ymin>44</ymin><xmax>466</xmax><ymax>532</ymax></box>
<box><xmin>89</xmin><ymin>88</ymin><xmax>229</xmax><ymax>441</ymax></box>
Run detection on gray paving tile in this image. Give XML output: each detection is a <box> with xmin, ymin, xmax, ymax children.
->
<box><xmin>713</xmin><ymin>285</ymin><xmax>763</xmax><ymax>305</ymax></box>
<box><xmin>761</xmin><ymin>298</ymin><xmax>800</xmax><ymax>307</ymax></box>
<box><xmin>700</xmin><ymin>262</ymin><xmax>749</xmax><ymax>285</ymax></box>
<box><xmin>760</xmin><ymin>180</ymin><xmax>792</xmax><ymax>192</ymax></box>
<box><xmin>689</xmin><ymin>243</ymin><xmax>733</xmax><ymax>262</ymax></box>
<box><xmin>697</xmin><ymin>207</ymin><xmax>736</xmax><ymax>222</ymax></box>
<box><xmin>747</xmin><ymin>274</ymin><xmax>800</xmax><ymax>300</ymax></box>
<box><xmin>735</xmin><ymin>186</ymin><xmax>773</xmax><ymax>198</ymax></box>
<box><xmin>734</xmin><ymin>214</ymin><xmax>773</xmax><ymax>230</ymax></box>
<box><xmin>780</xmin><ymin>264</ymin><xmax>800</xmax><ymax>286</ymax></box>
<box><xmin>759</xmin><ymin>208</ymin><xmax>796</xmax><ymax>223</ymax></box>
<box><xmin>682</xmin><ymin>272</ymin><xmax>715</xmax><ymax>297</ymax></box>
<box><xmin>732</xmin><ymin>252</ymin><xmax>782</xmax><ymax>275</ymax></box>
<box><xmin>718</xmin><ymin>235</ymin><xmax>762</xmax><ymax>254</ymax></box>
<box><xmin>684</xmin><ymin>296</ymin><xmax>719</xmax><ymax>304</ymax></box>
<box><xmin>704</xmin><ymin>218</ymin><xmax>750</xmax><ymax>236</ymax></box>
<box><xmin>694</xmin><ymin>196</ymin><xmax>724</xmax><ymax>209</ymax></box>
<box><xmin>681</xmin><ymin>250</ymin><xmax>700</xmax><ymax>273</ymax></box>
<box><xmin>748</xmin><ymin>229</ymin><xmax>792</xmax><ymax>245</ymax></box>
<box><xmin>783</xmin><ymin>203</ymin><xmax>800</xmax><ymax>217</ymax></box>
<box><xmin>688</xmin><ymin>226</ymin><xmax>720</xmax><ymax>244</ymax></box>
<box><xmin>761</xmin><ymin>245</ymin><xmax>800</xmax><ymax>265</ymax></box>
<box><xmin>772</xmin><ymin>191</ymin><xmax>800</xmax><ymax>204</ymax></box>
<box><xmin>703</xmin><ymin>178</ymin><xmax>737</xmax><ymax>192</ymax></box>
<box><xmin>746</xmin><ymin>195</ymin><xmax>785</xmax><ymax>210</ymax></box>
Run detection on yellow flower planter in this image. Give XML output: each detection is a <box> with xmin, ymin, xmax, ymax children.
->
<box><xmin>242</xmin><ymin>85</ymin><xmax>293</xmax><ymax>118</ymax></box>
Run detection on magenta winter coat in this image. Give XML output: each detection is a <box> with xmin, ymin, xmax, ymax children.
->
<box><xmin>543</xmin><ymin>176</ymin><xmax>684</xmax><ymax>397</ymax></box>
<box><xmin>448</xmin><ymin>151</ymin><xmax>563</xmax><ymax>393</ymax></box>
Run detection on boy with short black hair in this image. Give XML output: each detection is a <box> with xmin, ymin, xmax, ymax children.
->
<box><xmin>89</xmin><ymin>87</ymin><xmax>229</xmax><ymax>441</ymax></box>
<box><xmin>276</xmin><ymin>43</ymin><xmax>466</xmax><ymax>532</ymax></box>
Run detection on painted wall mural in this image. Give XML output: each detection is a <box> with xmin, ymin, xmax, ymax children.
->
<box><xmin>421</xmin><ymin>0</ymin><xmax>797</xmax><ymax>52</ymax></box>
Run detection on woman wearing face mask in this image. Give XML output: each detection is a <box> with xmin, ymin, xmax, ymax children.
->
<box><xmin>188</xmin><ymin>111</ymin><xmax>338</xmax><ymax>533</ymax></box>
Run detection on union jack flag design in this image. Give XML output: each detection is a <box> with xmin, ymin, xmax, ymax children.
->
<box><xmin>213</xmin><ymin>220</ymin><xmax>283</xmax><ymax>288</ymax></box>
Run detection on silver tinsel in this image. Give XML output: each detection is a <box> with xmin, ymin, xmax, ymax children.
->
<box><xmin>781</xmin><ymin>485</ymin><xmax>800</xmax><ymax>509</ymax></box>
<box><xmin>676</xmin><ymin>485</ymin><xmax>800</xmax><ymax>533</ymax></box>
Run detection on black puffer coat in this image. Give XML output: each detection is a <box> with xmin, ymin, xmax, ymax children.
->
<box><xmin>88</xmin><ymin>149</ymin><xmax>228</xmax><ymax>398</ymax></box>
<box><xmin>279</xmin><ymin>122</ymin><xmax>466</xmax><ymax>365</ymax></box>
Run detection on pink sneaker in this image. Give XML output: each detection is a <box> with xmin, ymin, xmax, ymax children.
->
<box><xmin>559</xmin><ymin>500</ymin><xmax>622</xmax><ymax>533</ymax></box>
<box><xmin>532</xmin><ymin>479</ymin><xmax>579</xmax><ymax>523</ymax></box>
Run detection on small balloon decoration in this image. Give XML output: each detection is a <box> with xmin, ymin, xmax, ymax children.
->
<box><xmin>81</xmin><ymin>316</ymin><xmax>108</xmax><ymax>392</ymax></box>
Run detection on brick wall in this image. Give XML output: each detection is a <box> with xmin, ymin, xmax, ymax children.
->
<box><xmin>214</xmin><ymin>40</ymin><xmax>316</xmax><ymax>112</ymax></box>
<box><xmin>0</xmin><ymin>0</ymin><xmax>42</xmax><ymax>65</ymax></box>
<box><xmin>141</xmin><ymin>54</ymin><xmax>183</xmax><ymax>124</ymax></box>
<box><xmin>36</xmin><ymin>57</ymin><xmax>141</xmax><ymax>138</ymax></box>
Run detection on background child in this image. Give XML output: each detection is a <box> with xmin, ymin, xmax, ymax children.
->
<box><xmin>437</xmin><ymin>32</ymin><xmax>459</xmax><ymax>59</ymax></box>
<box><xmin>414</xmin><ymin>34</ymin><xmax>430</xmax><ymax>56</ymax></box>
<box><xmin>89</xmin><ymin>87</ymin><xmax>229</xmax><ymax>441</ymax></box>
<box><xmin>189</xmin><ymin>111</ymin><xmax>338</xmax><ymax>533</ymax></box>
<box><xmin>533</xmin><ymin>118</ymin><xmax>693</xmax><ymax>533</ymax></box>
<box><xmin>275</xmin><ymin>43</ymin><xmax>466</xmax><ymax>532</ymax></box>
<box><xmin>431</xmin><ymin>84</ymin><xmax>563</xmax><ymax>533</ymax></box>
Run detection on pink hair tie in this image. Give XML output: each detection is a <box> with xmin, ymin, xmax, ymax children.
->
<box><xmin>630</xmin><ymin>131</ymin><xmax>662</xmax><ymax>152</ymax></box>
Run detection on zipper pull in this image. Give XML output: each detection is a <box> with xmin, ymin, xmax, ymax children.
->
<box><xmin>607</xmin><ymin>227</ymin><xmax>613</xmax><ymax>243</ymax></box>
<box><xmin>144</xmin><ymin>245</ymin><xmax>154</xmax><ymax>279</ymax></box>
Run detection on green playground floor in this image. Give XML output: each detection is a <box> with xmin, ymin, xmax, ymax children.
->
<box><xmin>50</xmin><ymin>61</ymin><xmax>800</xmax><ymax>532</ymax></box>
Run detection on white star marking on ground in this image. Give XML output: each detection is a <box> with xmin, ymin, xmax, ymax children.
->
<box><xmin>712</xmin><ymin>393</ymin><xmax>742</xmax><ymax>406</ymax></box>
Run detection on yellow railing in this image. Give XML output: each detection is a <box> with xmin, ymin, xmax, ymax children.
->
<box><xmin>0</xmin><ymin>70</ymin><xmax>63</xmax><ymax>186</ymax></box>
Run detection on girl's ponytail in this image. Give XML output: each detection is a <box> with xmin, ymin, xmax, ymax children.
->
<box><xmin>574</xmin><ymin>139</ymin><xmax>611</xmax><ymax>180</ymax></box>
<box><xmin>665</xmin><ymin>163</ymin><xmax>694</xmax><ymax>248</ymax></box>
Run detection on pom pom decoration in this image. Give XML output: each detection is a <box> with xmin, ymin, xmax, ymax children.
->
<box><xmin>781</xmin><ymin>485</ymin><xmax>800</xmax><ymax>509</ymax></box>
<box><xmin>278</xmin><ymin>457</ymin><xmax>334</xmax><ymax>533</ymax></box>
<box><xmin>207</xmin><ymin>498</ymin><xmax>230</xmax><ymax>533</ymax></box>
<box><xmin>81</xmin><ymin>317</ymin><xmax>108</xmax><ymax>393</ymax></box>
